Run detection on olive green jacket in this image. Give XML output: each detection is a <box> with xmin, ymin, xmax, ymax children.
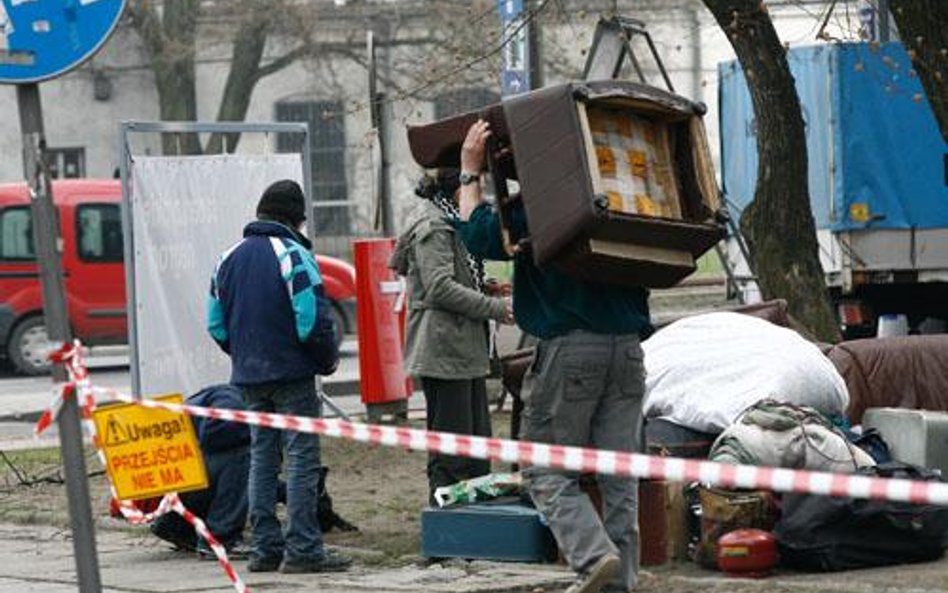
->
<box><xmin>389</xmin><ymin>200</ymin><xmax>507</xmax><ymax>379</ymax></box>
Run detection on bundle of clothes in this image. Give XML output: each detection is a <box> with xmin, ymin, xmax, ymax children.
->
<box><xmin>642</xmin><ymin>312</ymin><xmax>948</xmax><ymax>572</ymax></box>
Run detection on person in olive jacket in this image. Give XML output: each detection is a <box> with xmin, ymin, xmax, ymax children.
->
<box><xmin>390</xmin><ymin>169</ymin><xmax>513</xmax><ymax>504</ymax></box>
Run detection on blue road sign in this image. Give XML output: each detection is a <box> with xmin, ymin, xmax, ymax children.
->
<box><xmin>0</xmin><ymin>0</ymin><xmax>126</xmax><ymax>84</ymax></box>
<box><xmin>498</xmin><ymin>0</ymin><xmax>530</xmax><ymax>97</ymax></box>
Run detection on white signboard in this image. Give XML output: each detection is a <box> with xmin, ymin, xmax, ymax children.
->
<box><xmin>129</xmin><ymin>154</ymin><xmax>304</xmax><ymax>396</ymax></box>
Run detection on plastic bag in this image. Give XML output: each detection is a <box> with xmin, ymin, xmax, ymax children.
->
<box><xmin>433</xmin><ymin>472</ymin><xmax>522</xmax><ymax>507</ymax></box>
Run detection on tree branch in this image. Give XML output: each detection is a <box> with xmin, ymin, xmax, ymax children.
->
<box><xmin>254</xmin><ymin>45</ymin><xmax>313</xmax><ymax>81</ymax></box>
<box><xmin>126</xmin><ymin>0</ymin><xmax>165</xmax><ymax>58</ymax></box>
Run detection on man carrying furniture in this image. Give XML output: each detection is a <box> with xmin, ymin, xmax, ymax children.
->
<box><xmin>452</xmin><ymin>120</ymin><xmax>652</xmax><ymax>593</ymax></box>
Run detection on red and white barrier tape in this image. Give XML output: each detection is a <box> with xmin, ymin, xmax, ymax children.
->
<box><xmin>37</xmin><ymin>342</ymin><xmax>249</xmax><ymax>593</ymax></box>
<box><xmin>67</xmin><ymin>382</ymin><xmax>948</xmax><ymax>507</ymax></box>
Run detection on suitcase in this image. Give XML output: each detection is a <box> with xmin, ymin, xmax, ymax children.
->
<box><xmin>863</xmin><ymin>408</ymin><xmax>948</xmax><ymax>475</ymax></box>
<box><xmin>421</xmin><ymin>502</ymin><xmax>558</xmax><ymax>562</ymax></box>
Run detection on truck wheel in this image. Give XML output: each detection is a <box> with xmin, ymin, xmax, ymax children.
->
<box><xmin>8</xmin><ymin>316</ymin><xmax>53</xmax><ymax>376</ymax></box>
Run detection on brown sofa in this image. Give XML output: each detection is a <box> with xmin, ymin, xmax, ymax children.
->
<box><xmin>826</xmin><ymin>335</ymin><xmax>948</xmax><ymax>424</ymax></box>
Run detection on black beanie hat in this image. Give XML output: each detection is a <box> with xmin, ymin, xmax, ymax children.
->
<box><xmin>257</xmin><ymin>179</ymin><xmax>306</xmax><ymax>225</ymax></box>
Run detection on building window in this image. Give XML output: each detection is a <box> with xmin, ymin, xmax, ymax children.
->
<box><xmin>433</xmin><ymin>88</ymin><xmax>501</xmax><ymax>119</ymax></box>
<box><xmin>0</xmin><ymin>207</ymin><xmax>35</xmax><ymax>261</ymax></box>
<box><xmin>45</xmin><ymin>147</ymin><xmax>86</xmax><ymax>179</ymax></box>
<box><xmin>275</xmin><ymin>101</ymin><xmax>350</xmax><ymax>236</ymax></box>
<box><xmin>76</xmin><ymin>204</ymin><xmax>123</xmax><ymax>262</ymax></box>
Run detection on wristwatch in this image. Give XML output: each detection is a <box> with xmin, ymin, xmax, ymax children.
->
<box><xmin>459</xmin><ymin>171</ymin><xmax>480</xmax><ymax>186</ymax></box>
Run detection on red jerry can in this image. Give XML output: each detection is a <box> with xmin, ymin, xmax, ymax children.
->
<box><xmin>353</xmin><ymin>239</ymin><xmax>412</xmax><ymax>422</ymax></box>
<box><xmin>717</xmin><ymin>528</ymin><xmax>778</xmax><ymax>577</ymax></box>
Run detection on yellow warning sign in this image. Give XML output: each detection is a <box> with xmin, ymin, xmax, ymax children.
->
<box><xmin>93</xmin><ymin>394</ymin><xmax>208</xmax><ymax>501</ymax></box>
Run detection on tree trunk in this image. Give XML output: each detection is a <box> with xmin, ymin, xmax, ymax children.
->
<box><xmin>702</xmin><ymin>0</ymin><xmax>840</xmax><ymax>342</ymax></box>
<box><xmin>129</xmin><ymin>0</ymin><xmax>202</xmax><ymax>155</ymax></box>
<box><xmin>889</xmin><ymin>0</ymin><xmax>948</xmax><ymax>143</ymax></box>
<box><xmin>205</xmin><ymin>16</ymin><xmax>270</xmax><ymax>154</ymax></box>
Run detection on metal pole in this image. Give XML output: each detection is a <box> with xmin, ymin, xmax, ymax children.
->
<box><xmin>528</xmin><ymin>0</ymin><xmax>543</xmax><ymax>90</ymax></box>
<box><xmin>369</xmin><ymin>28</ymin><xmax>394</xmax><ymax>237</ymax></box>
<box><xmin>16</xmin><ymin>83</ymin><xmax>102</xmax><ymax>593</ymax></box>
<box><xmin>878</xmin><ymin>0</ymin><xmax>890</xmax><ymax>43</ymax></box>
<box><xmin>377</xmin><ymin>91</ymin><xmax>394</xmax><ymax>237</ymax></box>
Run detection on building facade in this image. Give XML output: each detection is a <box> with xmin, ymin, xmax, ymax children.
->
<box><xmin>0</xmin><ymin>0</ymin><xmax>875</xmax><ymax>256</ymax></box>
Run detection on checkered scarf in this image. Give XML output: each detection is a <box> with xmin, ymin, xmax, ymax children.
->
<box><xmin>431</xmin><ymin>188</ymin><xmax>486</xmax><ymax>294</ymax></box>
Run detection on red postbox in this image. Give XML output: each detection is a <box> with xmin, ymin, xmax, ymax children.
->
<box><xmin>354</xmin><ymin>239</ymin><xmax>411</xmax><ymax>422</ymax></box>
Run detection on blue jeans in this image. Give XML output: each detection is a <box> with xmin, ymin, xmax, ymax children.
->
<box><xmin>243</xmin><ymin>378</ymin><xmax>324</xmax><ymax>563</ymax></box>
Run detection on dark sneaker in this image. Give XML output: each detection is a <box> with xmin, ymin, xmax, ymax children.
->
<box><xmin>279</xmin><ymin>550</ymin><xmax>354</xmax><ymax>574</ymax></box>
<box><xmin>198</xmin><ymin>540</ymin><xmax>250</xmax><ymax>561</ymax></box>
<box><xmin>247</xmin><ymin>555</ymin><xmax>282</xmax><ymax>572</ymax></box>
<box><xmin>149</xmin><ymin>523</ymin><xmax>196</xmax><ymax>553</ymax></box>
<box><xmin>565</xmin><ymin>553</ymin><xmax>621</xmax><ymax>593</ymax></box>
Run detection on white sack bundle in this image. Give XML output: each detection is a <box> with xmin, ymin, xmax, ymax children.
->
<box><xmin>643</xmin><ymin>312</ymin><xmax>849</xmax><ymax>434</ymax></box>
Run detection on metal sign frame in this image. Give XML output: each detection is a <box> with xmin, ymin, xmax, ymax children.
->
<box><xmin>118</xmin><ymin>121</ymin><xmax>312</xmax><ymax>398</ymax></box>
<box><xmin>582</xmin><ymin>15</ymin><xmax>675</xmax><ymax>93</ymax></box>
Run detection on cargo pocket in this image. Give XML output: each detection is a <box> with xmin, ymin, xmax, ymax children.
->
<box><xmin>562</xmin><ymin>358</ymin><xmax>608</xmax><ymax>402</ymax></box>
<box><xmin>619</xmin><ymin>343</ymin><xmax>646</xmax><ymax>400</ymax></box>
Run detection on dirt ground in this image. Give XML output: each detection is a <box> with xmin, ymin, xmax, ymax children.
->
<box><xmin>0</xmin><ymin>404</ymin><xmax>518</xmax><ymax>567</ymax></box>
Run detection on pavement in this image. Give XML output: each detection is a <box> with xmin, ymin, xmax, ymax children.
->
<box><xmin>0</xmin><ymin>522</ymin><xmax>575</xmax><ymax>593</ymax></box>
<box><xmin>4</xmin><ymin>521</ymin><xmax>948</xmax><ymax>593</ymax></box>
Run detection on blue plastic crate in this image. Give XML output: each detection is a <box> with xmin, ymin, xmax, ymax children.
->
<box><xmin>421</xmin><ymin>503</ymin><xmax>558</xmax><ymax>562</ymax></box>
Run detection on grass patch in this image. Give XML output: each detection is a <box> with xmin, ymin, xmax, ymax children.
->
<box><xmin>0</xmin><ymin>446</ymin><xmax>112</xmax><ymax>529</ymax></box>
<box><xmin>695</xmin><ymin>251</ymin><xmax>725</xmax><ymax>276</ymax></box>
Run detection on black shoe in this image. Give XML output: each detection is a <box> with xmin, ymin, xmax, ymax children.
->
<box><xmin>198</xmin><ymin>540</ymin><xmax>250</xmax><ymax>561</ymax></box>
<box><xmin>150</xmin><ymin>524</ymin><xmax>196</xmax><ymax>553</ymax></box>
<box><xmin>279</xmin><ymin>550</ymin><xmax>353</xmax><ymax>574</ymax></box>
<box><xmin>247</xmin><ymin>555</ymin><xmax>282</xmax><ymax>572</ymax></box>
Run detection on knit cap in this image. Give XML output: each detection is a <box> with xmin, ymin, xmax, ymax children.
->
<box><xmin>257</xmin><ymin>179</ymin><xmax>306</xmax><ymax>225</ymax></box>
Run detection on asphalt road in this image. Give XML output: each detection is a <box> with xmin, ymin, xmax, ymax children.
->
<box><xmin>0</xmin><ymin>338</ymin><xmax>425</xmax><ymax>452</ymax></box>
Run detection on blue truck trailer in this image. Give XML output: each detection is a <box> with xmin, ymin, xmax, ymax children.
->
<box><xmin>719</xmin><ymin>41</ymin><xmax>948</xmax><ymax>337</ymax></box>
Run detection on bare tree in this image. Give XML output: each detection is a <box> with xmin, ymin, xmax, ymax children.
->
<box><xmin>700</xmin><ymin>0</ymin><xmax>840</xmax><ymax>342</ymax></box>
<box><xmin>126</xmin><ymin>0</ymin><xmax>318</xmax><ymax>155</ymax></box>
<box><xmin>889</xmin><ymin>0</ymin><xmax>948</xmax><ymax>142</ymax></box>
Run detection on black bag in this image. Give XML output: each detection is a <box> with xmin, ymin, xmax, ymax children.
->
<box><xmin>775</xmin><ymin>462</ymin><xmax>948</xmax><ymax>571</ymax></box>
<box><xmin>316</xmin><ymin>466</ymin><xmax>358</xmax><ymax>533</ymax></box>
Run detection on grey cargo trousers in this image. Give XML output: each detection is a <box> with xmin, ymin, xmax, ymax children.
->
<box><xmin>521</xmin><ymin>331</ymin><xmax>645</xmax><ymax>592</ymax></box>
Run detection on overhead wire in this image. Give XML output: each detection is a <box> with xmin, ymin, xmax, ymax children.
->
<box><xmin>324</xmin><ymin>0</ymin><xmax>556</xmax><ymax>122</ymax></box>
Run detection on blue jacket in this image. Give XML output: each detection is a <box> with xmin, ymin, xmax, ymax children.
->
<box><xmin>206</xmin><ymin>221</ymin><xmax>338</xmax><ymax>385</ymax></box>
<box><xmin>186</xmin><ymin>384</ymin><xmax>250</xmax><ymax>454</ymax></box>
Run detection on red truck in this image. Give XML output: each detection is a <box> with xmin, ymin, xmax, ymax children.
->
<box><xmin>0</xmin><ymin>179</ymin><xmax>356</xmax><ymax>375</ymax></box>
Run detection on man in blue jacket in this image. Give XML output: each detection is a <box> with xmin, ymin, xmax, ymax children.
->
<box><xmin>207</xmin><ymin>179</ymin><xmax>349</xmax><ymax>574</ymax></box>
